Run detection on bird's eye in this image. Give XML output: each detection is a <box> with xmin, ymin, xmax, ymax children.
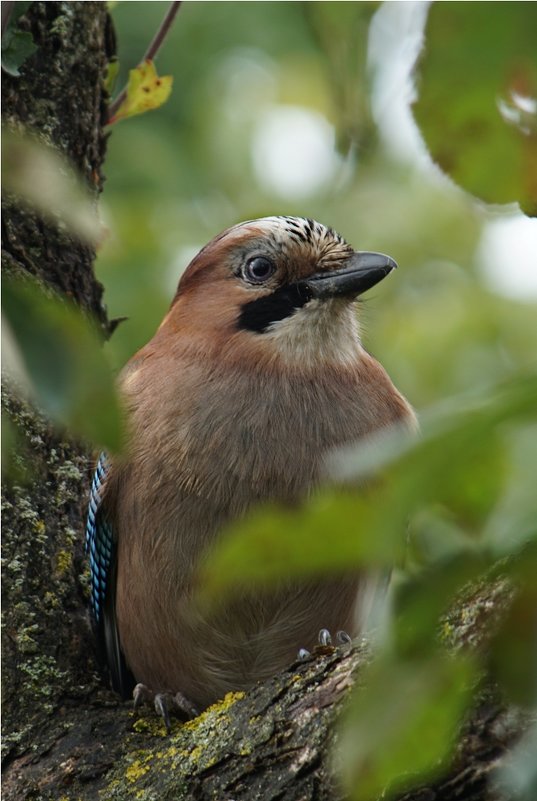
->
<box><xmin>242</xmin><ymin>256</ymin><xmax>276</xmax><ymax>284</ymax></box>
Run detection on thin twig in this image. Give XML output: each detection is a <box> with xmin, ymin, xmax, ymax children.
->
<box><xmin>107</xmin><ymin>0</ymin><xmax>182</xmax><ymax>123</ymax></box>
<box><xmin>143</xmin><ymin>0</ymin><xmax>182</xmax><ymax>62</ymax></box>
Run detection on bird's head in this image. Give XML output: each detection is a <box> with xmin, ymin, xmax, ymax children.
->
<box><xmin>162</xmin><ymin>216</ymin><xmax>397</xmax><ymax>369</ymax></box>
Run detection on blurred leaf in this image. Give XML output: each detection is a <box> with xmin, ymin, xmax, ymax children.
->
<box><xmin>1</xmin><ymin>131</ymin><xmax>102</xmax><ymax>244</ymax></box>
<box><xmin>303</xmin><ymin>2</ymin><xmax>379</xmax><ymax>150</ymax></box>
<box><xmin>484</xmin><ymin>424</ymin><xmax>537</xmax><ymax>556</ymax></box>
<box><xmin>414</xmin><ymin>3</ymin><xmax>537</xmax><ymax>215</ymax></box>
<box><xmin>2</xmin><ymin>279</ymin><xmax>123</xmax><ymax>452</ymax></box>
<box><xmin>199</xmin><ymin>373</ymin><xmax>537</xmax><ymax>605</ymax></box>
<box><xmin>496</xmin><ymin>720</ymin><xmax>537</xmax><ymax>801</ymax></box>
<box><xmin>489</xmin><ymin>538</ymin><xmax>537</xmax><ymax>706</ymax></box>
<box><xmin>409</xmin><ymin>506</ymin><xmax>479</xmax><ymax>565</ymax></box>
<box><xmin>490</xmin><ymin>585</ymin><xmax>537</xmax><ymax>706</ymax></box>
<box><xmin>109</xmin><ymin>59</ymin><xmax>173</xmax><ymax>124</ymax></box>
<box><xmin>436</xmin><ymin>436</ymin><xmax>507</xmax><ymax>530</ymax></box>
<box><xmin>198</xmin><ymin>488</ymin><xmax>405</xmax><ymax>606</ymax></box>
<box><xmin>1</xmin><ymin>29</ymin><xmax>36</xmax><ymax>76</ymax></box>
<box><xmin>1</xmin><ymin>2</ymin><xmax>37</xmax><ymax>77</ymax></box>
<box><xmin>391</xmin><ymin>552</ymin><xmax>489</xmax><ymax>658</ymax></box>
<box><xmin>338</xmin><ymin>653</ymin><xmax>476</xmax><ymax>801</ymax></box>
<box><xmin>331</xmin><ymin>374</ymin><xmax>537</xmax><ymax>487</ymax></box>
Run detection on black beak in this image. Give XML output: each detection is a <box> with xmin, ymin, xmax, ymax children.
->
<box><xmin>296</xmin><ymin>251</ymin><xmax>397</xmax><ymax>300</ymax></box>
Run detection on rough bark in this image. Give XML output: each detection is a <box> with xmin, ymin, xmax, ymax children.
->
<box><xmin>1</xmin><ymin>4</ymin><xmax>530</xmax><ymax>801</ymax></box>
<box><xmin>2</xmin><ymin>0</ymin><xmax>112</xmax><ymax>323</ymax></box>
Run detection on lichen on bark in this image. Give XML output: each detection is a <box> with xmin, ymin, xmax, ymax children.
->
<box><xmin>1</xmin><ymin>386</ymin><xmax>103</xmax><ymax>761</ymax></box>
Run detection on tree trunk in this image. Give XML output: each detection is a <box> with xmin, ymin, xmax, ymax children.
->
<box><xmin>2</xmin><ymin>0</ymin><xmax>110</xmax><ymax>320</ymax></box>
<box><xmin>1</xmin><ymin>4</ymin><xmax>528</xmax><ymax>800</ymax></box>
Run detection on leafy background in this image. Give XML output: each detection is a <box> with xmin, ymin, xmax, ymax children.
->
<box><xmin>3</xmin><ymin>2</ymin><xmax>537</xmax><ymax>800</ymax></box>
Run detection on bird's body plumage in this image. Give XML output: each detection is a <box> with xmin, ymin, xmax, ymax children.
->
<box><xmin>87</xmin><ymin>216</ymin><xmax>415</xmax><ymax>709</ymax></box>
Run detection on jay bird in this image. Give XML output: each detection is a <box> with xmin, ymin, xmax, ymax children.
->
<box><xmin>86</xmin><ymin>215</ymin><xmax>415</xmax><ymax>728</ymax></box>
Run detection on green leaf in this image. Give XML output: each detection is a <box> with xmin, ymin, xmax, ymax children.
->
<box><xmin>303</xmin><ymin>2</ymin><xmax>379</xmax><ymax>150</ymax></box>
<box><xmin>199</xmin><ymin>373</ymin><xmax>537</xmax><ymax>606</ymax></box>
<box><xmin>391</xmin><ymin>552</ymin><xmax>490</xmax><ymax>658</ymax></box>
<box><xmin>338</xmin><ymin>654</ymin><xmax>476</xmax><ymax>801</ymax></box>
<box><xmin>197</xmin><ymin>488</ymin><xmax>405</xmax><ymax>607</ymax></box>
<box><xmin>484</xmin><ymin>424</ymin><xmax>537</xmax><ymax>556</ymax></box>
<box><xmin>331</xmin><ymin>375</ymin><xmax>537</xmax><ymax>487</ymax></box>
<box><xmin>6</xmin><ymin>1</ymin><xmax>33</xmax><ymax>22</ymax></box>
<box><xmin>1</xmin><ymin>2</ymin><xmax>37</xmax><ymax>77</ymax></box>
<box><xmin>489</xmin><ymin>541</ymin><xmax>537</xmax><ymax>706</ymax></box>
<box><xmin>491</xmin><ymin>588</ymin><xmax>537</xmax><ymax>706</ymax></box>
<box><xmin>414</xmin><ymin>3</ymin><xmax>537</xmax><ymax>215</ymax></box>
<box><xmin>1</xmin><ymin>30</ymin><xmax>37</xmax><ymax>76</ymax></box>
<box><xmin>2</xmin><ymin>279</ymin><xmax>123</xmax><ymax>452</ymax></box>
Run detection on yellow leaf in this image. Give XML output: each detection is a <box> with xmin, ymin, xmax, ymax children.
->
<box><xmin>110</xmin><ymin>60</ymin><xmax>173</xmax><ymax>124</ymax></box>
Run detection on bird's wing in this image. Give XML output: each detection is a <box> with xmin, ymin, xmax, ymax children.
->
<box><xmin>85</xmin><ymin>452</ymin><xmax>134</xmax><ymax>699</ymax></box>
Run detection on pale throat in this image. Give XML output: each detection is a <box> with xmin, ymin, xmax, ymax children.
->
<box><xmin>263</xmin><ymin>298</ymin><xmax>363</xmax><ymax>368</ymax></box>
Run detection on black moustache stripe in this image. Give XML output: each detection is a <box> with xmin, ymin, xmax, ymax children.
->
<box><xmin>238</xmin><ymin>284</ymin><xmax>312</xmax><ymax>333</ymax></box>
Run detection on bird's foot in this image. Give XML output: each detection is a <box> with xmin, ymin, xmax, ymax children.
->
<box><xmin>297</xmin><ymin>628</ymin><xmax>352</xmax><ymax>661</ymax></box>
<box><xmin>133</xmin><ymin>683</ymin><xmax>199</xmax><ymax>734</ymax></box>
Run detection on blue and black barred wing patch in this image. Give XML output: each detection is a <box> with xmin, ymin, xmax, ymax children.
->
<box><xmin>85</xmin><ymin>453</ymin><xmax>134</xmax><ymax>698</ymax></box>
<box><xmin>85</xmin><ymin>452</ymin><xmax>114</xmax><ymax>624</ymax></box>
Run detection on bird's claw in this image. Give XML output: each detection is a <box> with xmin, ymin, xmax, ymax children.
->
<box><xmin>133</xmin><ymin>683</ymin><xmax>199</xmax><ymax>734</ymax></box>
<box><xmin>133</xmin><ymin>682</ymin><xmax>152</xmax><ymax>709</ymax></box>
<box><xmin>336</xmin><ymin>630</ymin><xmax>352</xmax><ymax>645</ymax></box>
<box><xmin>297</xmin><ymin>628</ymin><xmax>352</xmax><ymax>661</ymax></box>
<box><xmin>318</xmin><ymin>628</ymin><xmax>332</xmax><ymax>646</ymax></box>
